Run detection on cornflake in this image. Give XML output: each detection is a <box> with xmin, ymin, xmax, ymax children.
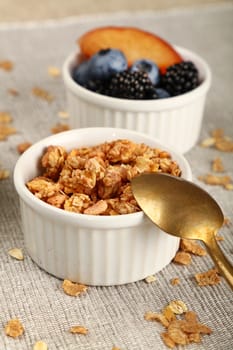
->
<box><xmin>195</xmin><ymin>268</ymin><xmax>221</xmax><ymax>286</ymax></box>
<box><xmin>0</xmin><ymin>169</ymin><xmax>10</xmax><ymax>180</ymax></box>
<box><xmin>0</xmin><ymin>60</ymin><xmax>13</xmax><ymax>71</ymax></box>
<box><xmin>48</xmin><ymin>66</ymin><xmax>61</xmax><ymax>77</ymax></box>
<box><xmin>198</xmin><ymin>174</ymin><xmax>232</xmax><ymax>188</ymax></box>
<box><xmin>225</xmin><ymin>183</ymin><xmax>233</xmax><ymax>190</ymax></box>
<box><xmin>212</xmin><ymin>157</ymin><xmax>224</xmax><ymax>172</ymax></box>
<box><xmin>69</xmin><ymin>325</ymin><xmax>88</xmax><ymax>335</ymax></box>
<box><xmin>8</xmin><ymin>248</ymin><xmax>24</xmax><ymax>260</ymax></box>
<box><xmin>0</xmin><ymin>111</ymin><xmax>12</xmax><ymax>123</ymax></box>
<box><xmin>200</xmin><ymin>128</ymin><xmax>233</xmax><ymax>152</ymax></box>
<box><xmin>8</xmin><ymin>88</ymin><xmax>19</xmax><ymax>96</ymax></box>
<box><xmin>211</xmin><ymin>128</ymin><xmax>224</xmax><ymax>139</ymax></box>
<box><xmin>215</xmin><ymin>235</ymin><xmax>224</xmax><ymax>241</ymax></box>
<box><xmin>215</xmin><ymin>137</ymin><xmax>233</xmax><ymax>152</ymax></box>
<box><xmin>145</xmin><ymin>303</ymin><xmax>212</xmax><ymax>348</ymax></box>
<box><xmin>33</xmin><ymin>340</ymin><xmax>48</xmax><ymax>350</ymax></box>
<box><xmin>173</xmin><ymin>251</ymin><xmax>192</xmax><ymax>265</ymax></box>
<box><xmin>168</xmin><ymin>300</ymin><xmax>188</xmax><ymax>315</ymax></box>
<box><xmin>17</xmin><ymin>142</ymin><xmax>32</xmax><ymax>154</ymax></box>
<box><xmin>62</xmin><ymin>279</ymin><xmax>88</xmax><ymax>296</ymax></box>
<box><xmin>170</xmin><ymin>278</ymin><xmax>180</xmax><ymax>286</ymax></box>
<box><xmin>58</xmin><ymin>110</ymin><xmax>69</xmax><ymax>119</ymax></box>
<box><xmin>112</xmin><ymin>347</ymin><xmax>121</xmax><ymax>350</ymax></box>
<box><xmin>145</xmin><ymin>275</ymin><xmax>157</xmax><ymax>283</ymax></box>
<box><xmin>200</xmin><ymin>137</ymin><xmax>215</xmax><ymax>148</ymax></box>
<box><xmin>144</xmin><ymin>311</ymin><xmax>169</xmax><ymax>327</ymax></box>
<box><xmin>223</xmin><ymin>217</ymin><xmax>230</xmax><ymax>226</ymax></box>
<box><xmin>5</xmin><ymin>319</ymin><xmax>24</xmax><ymax>338</ymax></box>
<box><xmin>32</xmin><ymin>86</ymin><xmax>54</xmax><ymax>102</ymax></box>
<box><xmin>180</xmin><ymin>239</ymin><xmax>206</xmax><ymax>256</ymax></box>
<box><xmin>51</xmin><ymin>123</ymin><xmax>70</xmax><ymax>134</ymax></box>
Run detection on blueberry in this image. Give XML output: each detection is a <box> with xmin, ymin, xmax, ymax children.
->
<box><xmin>155</xmin><ymin>88</ymin><xmax>171</xmax><ymax>99</ymax></box>
<box><xmin>130</xmin><ymin>59</ymin><xmax>160</xmax><ymax>85</ymax></box>
<box><xmin>73</xmin><ymin>60</ymin><xmax>91</xmax><ymax>86</ymax></box>
<box><xmin>88</xmin><ymin>49</ymin><xmax>127</xmax><ymax>80</ymax></box>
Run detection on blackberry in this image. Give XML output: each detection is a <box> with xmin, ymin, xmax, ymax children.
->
<box><xmin>83</xmin><ymin>78</ymin><xmax>109</xmax><ymax>94</ymax></box>
<box><xmin>161</xmin><ymin>61</ymin><xmax>199</xmax><ymax>96</ymax></box>
<box><xmin>101</xmin><ymin>70</ymin><xmax>158</xmax><ymax>100</ymax></box>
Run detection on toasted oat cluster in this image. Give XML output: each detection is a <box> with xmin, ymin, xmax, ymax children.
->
<box><xmin>26</xmin><ymin>139</ymin><xmax>181</xmax><ymax>215</ymax></box>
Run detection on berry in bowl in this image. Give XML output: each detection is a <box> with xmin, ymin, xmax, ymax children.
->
<box><xmin>14</xmin><ymin>127</ymin><xmax>192</xmax><ymax>286</ymax></box>
<box><xmin>63</xmin><ymin>26</ymin><xmax>211</xmax><ymax>154</ymax></box>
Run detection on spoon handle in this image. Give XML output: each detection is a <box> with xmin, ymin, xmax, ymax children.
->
<box><xmin>204</xmin><ymin>235</ymin><xmax>233</xmax><ymax>290</ymax></box>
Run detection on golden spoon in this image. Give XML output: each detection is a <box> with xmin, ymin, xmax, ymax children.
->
<box><xmin>131</xmin><ymin>172</ymin><xmax>233</xmax><ymax>289</ymax></box>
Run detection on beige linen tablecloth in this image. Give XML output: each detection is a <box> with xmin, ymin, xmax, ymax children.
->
<box><xmin>0</xmin><ymin>3</ymin><xmax>233</xmax><ymax>350</ymax></box>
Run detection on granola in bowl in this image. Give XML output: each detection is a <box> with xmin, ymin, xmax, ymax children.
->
<box><xmin>26</xmin><ymin>139</ymin><xmax>181</xmax><ymax>215</ymax></box>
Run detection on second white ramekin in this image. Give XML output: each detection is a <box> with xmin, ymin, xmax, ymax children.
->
<box><xmin>63</xmin><ymin>46</ymin><xmax>211</xmax><ymax>154</ymax></box>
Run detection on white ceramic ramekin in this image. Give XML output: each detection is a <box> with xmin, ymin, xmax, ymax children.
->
<box><xmin>62</xmin><ymin>47</ymin><xmax>211</xmax><ymax>154</ymax></box>
<box><xmin>14</xmin><ymin>127</ymin><xmax>192</xmax><ymax>286</ymax></box>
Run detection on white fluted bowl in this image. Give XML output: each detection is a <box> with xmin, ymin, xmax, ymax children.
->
<box><xmin>14</xmin><ymin>127</ymin><xmax>192</xmax><ymax>286</ymax></box>
<box><xmin>63</xmin><ymin>46</ymin><xmax>211</xmax><ymax>154</ymax></box>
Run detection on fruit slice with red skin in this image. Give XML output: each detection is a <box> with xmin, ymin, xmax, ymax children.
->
<box><xmin>78</xmin><ymin>26</ymin><xmax>183</xmax><ymax>72</ymax></box>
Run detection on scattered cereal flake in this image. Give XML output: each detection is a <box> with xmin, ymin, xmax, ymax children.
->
<box><xmin>48</xmin><ymin>66</ymin><xmax>61</xmax><ymax>77</ymax></box>
<box><xmin>112</xmin><ymin>347</ymin><xmax>121</xmax><ymax>350</ymax></box>
<box><xmin>144</xmin><ymin>311</ymin><xmax>169</xmax><ymax>327</ymax></box>
<box><xmin>62</xmin><ymin>279</ymin><xmax>88</xmax><ymax>296</ymax></box>
<box><xmin>8</xmin><ymin>88</ymin><xmax>19</xmax><ymax>96</ymax></box>
<box><xmin>8</xmin><ymin>248</ymin><xmax>24</xmax><ymax>260</ymax></box>
<box><xmin>58</xmin><ymin>110</ymin><xmax>69</xmax><ymax>119</ymax></box>
<box><xmin>215</xmin><ymin>137</ymin><xmax>233</xmax><ymax>152</ymax></box>
<box><xmin>33</xmin><ymin>340</ymin><xmax>48</xmax><ymax>350</ymax></box>
<box><xmin>223</xmin><ymin>217</ymin><xmax>230</xmax><ymax>226</ymax></box>
<box><xmin>180</xmin><ymin>239</ymin><xmax>206</xmax><ymax>256</ymax></box>
<box><xmin>145</xmin><ymin>275</ymin><xmax>157</xmax><ymax>283</ymax></box>
<box><xmin>188</xmin><ymin>332</ymin><xmax>201</xmax><ymax>343</ymax></box>
<box><xmin>170</xmin><ymin>277</ymin><xmax>180</xmax><ymax>286</ymax></box>
<box><xmin>198</xmin><ymin>174</ymin><xmax>232</xmax><ymax>188</ymax></box>
<box><xmin>0</xmin><ymin>111</ymin><xmax>12</xmax><ymax>123</ymax></box>
<box><xmin>51</xmin><ymin>123</ymin><xmax>70</xmax><ymax>134</ymax></box>
<box><xmin>32</xmin><ymin>86</ymin><xmax>54</xmax><ymax>102</ymax></box>
<box><xmin>173</xmin><ymin>251</ymin><xmax>192</xmax><ymax>265</ymax></box>
<box><xmin>168</xmin><ymin>321</ymin><xmax>188</xmax><ymax>345</ymax></box>
<box><xmin>147</xmin><ymin>304</ymin><xmax>212</xmax><ymax>348</ymax></box>
<box><xmin>0</xmin><ymin>169</ymin><xmax>10</xmax><ymax>180</ymax></box>
<box><xmin>168</xmin><ymin>300</ymin><xmax>188</xmax><ymax>315</ymax></box>
<box><xmin>215</xmin><ymin>234</ymin><xmax>224</xmax><ymax>241</ymax></box>
<box><xmin>212</xmin><ymin>157</ymin><xmax>224</xmax><ymax>172</ymax></box>
<box><xmin>195</xmin><ymin>268</ymin><xmax>221</xmax><ymax>286</ymax></box>
<box><xmin>69</xmin><ymin>325</ymin><xmax>88</xmax><ymax>335</ymax></box>
<box><xmin>225</xmin><ymin>183</ymin><xmax>233</xmax><ymax>190</ymax></box>
<box><xmin>161</xmin><ymin>332</ymin><xmax>176</xmax><ymax>348</ymax></box>
<box><xmin>211</xmin><ymin>128</ymin><xmax>224</xmax><ymax>139</ymax></box>
<box><xmin>0</xmin><ymin>60</ymin><xmax>13</xmax><ymax>71</ymax></box>
<box><xmin>163</xmin><ymin>306</ymin><xmax>176</xmax><ymax>322</ymax></box>
<box><xmin>4</xmin><ymin>319</ymin><xmax>24</xmax><ymax>338</ymax></box>
<box><xmin>0</xmin><ymin>125</ymin><xmax>17</xmax><ymax>140</ymax></box>
<box><xmin>17</xmin><ymin>142</ymin><xmax>32</xmax><ymax>154</ymax></box>
<box><xmin>200</xmin><ymin>137</ymin><xmax>215</xmax><ymax>148</ymax></box>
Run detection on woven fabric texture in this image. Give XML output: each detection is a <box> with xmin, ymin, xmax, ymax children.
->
<box><xmin>0</xmin><ymin>4</ymin><xmax>233</xmax><ymax>350</ymax></box>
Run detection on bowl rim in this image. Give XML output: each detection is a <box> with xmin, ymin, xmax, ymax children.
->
<box><xmin>62</xmin><ymin>46</ymin><xmax>212</xmax><ymax>111</ymax></box>
<box><xmin>14</xmin><ymin>127</ymin><xmax>192</xmax><ymax>229</ymax></box>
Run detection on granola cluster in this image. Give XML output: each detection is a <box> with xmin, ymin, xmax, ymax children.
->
<box><xmin>26</xmin><ymin>139</ymin><xmax>181</xmax><ymax>215</ymax></box>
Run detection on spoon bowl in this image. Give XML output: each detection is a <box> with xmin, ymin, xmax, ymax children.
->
<box><xmin>131</xmin><ymin>173</ymin><xmax>233</xmax><ymax>289</ymax></box>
